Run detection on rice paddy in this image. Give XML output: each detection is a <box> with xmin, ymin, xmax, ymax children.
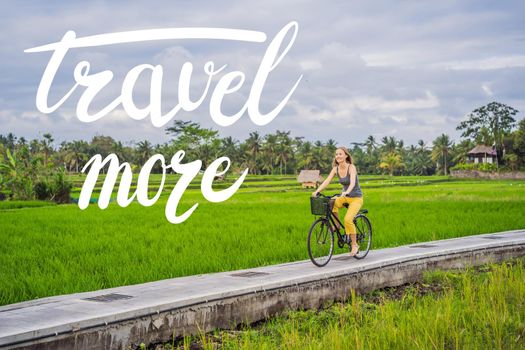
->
<box><xmin>0</xmin><ymin>175</ymin><xmax>524</xmax><ymax>306</ymax></box>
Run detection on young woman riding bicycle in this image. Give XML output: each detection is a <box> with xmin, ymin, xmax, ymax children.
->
<box><xmin>312</xmin><ymin>147</ymin><xmax>363</xmax><ymax>256</ymax></box>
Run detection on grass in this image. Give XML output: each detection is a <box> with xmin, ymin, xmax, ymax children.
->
<box><xmin>0</xmin><ymin>175</ymin><xmax>524</xmax><ymax>306</ymax></box>
<box><xmin>179</xmin><ymin>257</ymin><xmax>525</xmax><ymax>350</ymax></box>
<box><xmin>0</xmin><ymin>200</ymin><xmax>55</xmax><ymax>210</ymax></box>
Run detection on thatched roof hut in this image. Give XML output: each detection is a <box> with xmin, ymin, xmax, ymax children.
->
<box><xmin>297</xmin><ymin>170</ymin><xmax>324</xmax><ymax>188</ymax></box>
<box><xmin>468</xmin><ymin>145</ymin><xmax>497</xmax><ymax>164</ymax></box>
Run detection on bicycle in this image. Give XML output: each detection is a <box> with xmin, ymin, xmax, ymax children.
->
<box><xmin>308</xmin><ymin>193</ymin><xmax>372</xmax><ymax>267</ymax></box>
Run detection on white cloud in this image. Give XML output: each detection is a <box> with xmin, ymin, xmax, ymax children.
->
<box><xmin>299</xmin><ymin>59</ymin><xmax>322</xmax><ymax>70</ymax></box>
<box><xmin>390</xmin><ymin>115</ymin><xmax>407</xmax><ymax>124</ymax></box>
<box><xmin>330</xmin><ymin>91</ymin><xmax>439</xmax><ymax>113</ymax></box>
<box><xmin>435</xmin><ymin>55</ymin><xmax>525</xmax><ymax>70</ymax></box>
<box><xmin>481</xmin><ymin>83</ymin><xmax>493</xmax><ymax>96</ymax></box>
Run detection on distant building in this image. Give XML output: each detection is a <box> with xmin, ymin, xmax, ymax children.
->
<box><xmin>467</xmin><ymin>145</ymin><xmax>497</xmax><ymax>164</ymax></box>
<box><xmin>297</xmin><ymin>170</ymin><xmax>324</xmax><ymax>188</ymax></box>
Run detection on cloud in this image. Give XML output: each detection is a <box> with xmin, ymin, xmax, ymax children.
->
<box><xmin>481</xmin><ymin>83</ymin><xmax>493</xmax><ymax>96</ymax></box>
<box><xmin>434</xmin><ymin>55</ymin><xmax>525</xmax><ymax>70</ymax></box>
<box><xmin>1</xmin><ymin>1</ymin><xmax>524</xmax><ymax>147</ymax></box>
<box><xmin>334</xmin><ymin>91</ymin><xmax>440</xmax><ymax>113</ymax></box>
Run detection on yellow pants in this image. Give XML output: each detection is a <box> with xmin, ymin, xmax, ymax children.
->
<box><xmin>332</xmin><ymin>197</ymin><xmax>363</xmax><ymax>234</ymax></box>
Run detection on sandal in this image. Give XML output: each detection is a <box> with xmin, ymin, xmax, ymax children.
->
<box><xmin>350</xmin><ymin>244</ymin><xmax>359</xmax><ymax>257</ymax></box>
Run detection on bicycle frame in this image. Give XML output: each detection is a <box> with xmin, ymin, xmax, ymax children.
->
<box><xmin>326</xmin><ymin>207</ymin><xmax>346</xmax><ymax>242</ymax></box>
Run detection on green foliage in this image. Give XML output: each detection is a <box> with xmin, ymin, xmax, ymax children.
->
<box><xmin>503</xmin><ymin>153</ymin><xmax>519</xmax><ymax>171</ymax></box>
<box><xmin>0</xmin><ymin>139</ymin><xmax>72</xmax><ymax>203</ymax></box>
<box><xmin>34</xmin><ymin>181</ymin><xmax>51</xmax><ymax>200</ymax></box>
<box><xmin>379</xmin><ymin>152</ymin><xmax>404</xmax><ymax>176</ymax></box>
<box><xmin>451</xmin><ymin>162</ymin><xmax>498</xmax><ymax>172</ymax></box>
<box><xmin>431</xmin><ymin>134</ymin><xmax>453</xmax><ymax>175</ymax></box>
<box><xmin>165</xmin><ymin>120</ymin><xmax>220</xmax><ymax>168</ymax></box>
<box><xmin>509</xmin><ymin>118</ymin><xmax>525</xmax><ymax>168</ymax></box>
<box><xmin>2</xmin><ymin>115</ymin><xmax>525</xmax><ymax>183</ymax></box>
<box><xmin>457</xmin><ymin>102</ymin><xmax>519</xmax><ymax>164</ymax></box>
<box><xmin>50</xmin><ymin>170</ymin><xmax>72</xmax><ymax>204</ymax></box>
<box><xmin>0</xmin><ymin>148</ymin><xmax>36</xmax><ymax>200</ymax></box>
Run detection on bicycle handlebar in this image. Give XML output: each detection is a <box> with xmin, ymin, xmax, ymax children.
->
<box><xmin>315</xmin><ymin>193</ymin><xmax>341</xmax><ymax>199</ymax></box>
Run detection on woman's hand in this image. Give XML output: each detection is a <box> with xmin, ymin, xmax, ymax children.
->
<box><xmin>312</xmin><ymin>191</ymin><xmax>319</xmax><ymax>197</ymax></box>
<box><xmin>341</xmin><ymin>190</ymin><xmax>349</xmax><ymax>197</ymax></box>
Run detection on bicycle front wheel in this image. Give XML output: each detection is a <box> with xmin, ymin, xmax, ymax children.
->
<box><xmin>308</xmin><ymin>218</ymin><xmax>334</xmax><ymax>267</ymax></box>
<box><xmin>353</xmin><ymin>214</ymin><xmax>372</xmax><ymax>259</ymax></box>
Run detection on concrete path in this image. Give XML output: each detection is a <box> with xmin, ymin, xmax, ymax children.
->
<box><xmin>1</xmin><ymin>229</ymin><xmax>524</xmax><ymax>350</ymax></box>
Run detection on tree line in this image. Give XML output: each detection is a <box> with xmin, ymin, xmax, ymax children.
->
<box><xmin>0</xmin><ymin>102</ymin><xmax>524</xmax><ymax>200</ymax></box>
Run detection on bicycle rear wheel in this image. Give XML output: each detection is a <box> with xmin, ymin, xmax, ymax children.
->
<box><xmin>353</xmin><ymin>214</ymin><xmax>372</xmax><ymax>259</ymax></box>
<box><xmin>308</xmin><ymin>218</ymin><xmax>334</xmax><ymax>267</ymax></box>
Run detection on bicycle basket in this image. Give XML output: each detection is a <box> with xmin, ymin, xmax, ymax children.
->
<box><xmin>310</xmin><ymin>196</ymin><xmax>331</xmax><ymax>215</ymax></box>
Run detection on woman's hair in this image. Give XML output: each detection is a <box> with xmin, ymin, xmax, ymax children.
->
<box><xmin>332</xmin><ymin>147</ymin><xmax>354</xmax><ymax>167</ymax></box>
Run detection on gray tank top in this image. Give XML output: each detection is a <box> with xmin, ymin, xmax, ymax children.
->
<box><xmin>337</xmin><ymin>165</ymin><xmax>363</xmax><ymax>198</ymax></box>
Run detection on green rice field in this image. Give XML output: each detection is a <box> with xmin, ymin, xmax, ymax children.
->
<box><xmin>183</xmin><ymin>257</ymin><xmax>525</xmax><ymax>350</ymax></box>
<box><xmin>1</xmin><ymin>175</ymin><xmax>524</xmax><ymax>306</ymax></box>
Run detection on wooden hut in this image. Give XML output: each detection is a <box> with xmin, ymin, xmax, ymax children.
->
<box><xmin>297</xmin><ymin>170</ymin><xmax>324</xmax><ymax>188</ymax></box>
<box><xmin>467</xmin><ymin>145</ymin><xmax>497</xmax><ymax>164</ymax></box>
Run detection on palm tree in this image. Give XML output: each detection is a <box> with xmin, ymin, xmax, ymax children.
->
<box><xmin>432</xmin><ymin>134</ymin><xmax>453</xmax><ymax>175</ymax></box>
<box><xmin>297</xmin><ymin>141</ymin><xmax>314</xmax><ymax>169</ymax></box>
<box><xmin>362</xmin><ymin>135</ymin><xmax>379</xmax><ymax>174</ymax></box>
<box><xmin>5</xmin><ymin>133</ymin><xmax>17</xmax><ymax>152</ymax></box>
<box><xmin>276</xmin><ymin>130</ymin><xmax>292</xmax><ymax>174</ymax></box>
<box><xmin>61</xmin><ymin>141</ymin><xmax>89</xmax><ymax>173</ymax></box>
<box><xmin>312</xmin><ymin>141</ymin><xmax>324</xmax><ymax>170</ymax></box>
<box><xmin>262</xmin><ymin>134</ymin><xmax>278</xmax><ymax>174</ymax></box>
<box><xmin>452</xmin><ymin>139</ymin><xmax>475</xmax><ymax>164</ymax></box>
<box><xmin>196</xmin><ymin>138</ymin><xmax>222</xmax><ymax>168</ymax></box>
<box><xmin>136</xmin><ymin>140</ymin><xmax>153</xmax><ymax>164</ymax></box>
<box><xmin>413</xmin><ymin>140</ymin><xmax>433</xmax><ymax>175</ymax></box>
<box><xmin>41</xmin><ymin>133</ymin><xmax>54</xmax><ymax>167</ymax></box>
<box><xmin>381</xmin><ymin>136</ymin><xmax>397</xmax><ymax>155</ymax></box>
<box><xmin>246</xmin><ymin>132</ymin><xmax>262</xmax><ymax>175</ymax></box>
<box><xmin>111</xmin><ymin>141</ymin><xmax>127</xmax><ymax>162</ymax></box>
<box><xmin>29</xmin><ymin>139</ymin><xmax>40</xmax><ymax>155</ymax></box>
<box><xmin>379</xmin><ymin>152</ymin><xmax>404</xmax><ymax>176</ymax></box>
<box><xmin>221</xmin><ymin>137</ymin><xmax>239</xmax><ymax>164</ymax></box>
<box><xmin>291</xmin><ymin>136</ymin><xmax>304</xmax><ymax>174</ymax></box>
<box><xmin>364</xmin><ymin>135</ymin><xmax>376</xmax><ymax>154</ymax></box>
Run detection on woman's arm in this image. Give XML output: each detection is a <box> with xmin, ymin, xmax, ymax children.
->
<box><xmin>342</xmin><ymin>164</ymin><xmax>357</xmax><ymax>196</ymax></box>
<box><xmin>312</xmin><ymin>167</ymin><xmax>336</xmax><ymax>196</ymax></box>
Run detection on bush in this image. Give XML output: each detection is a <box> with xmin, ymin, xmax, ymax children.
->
<box><xmin>478</xmin><ymin>163</ymin><xmax>498</xmax><ymax>172</ymax></box>
<box><xmin>33</xmin><ymin>171</ymin><xmax>72</xmax><ymax>203</ymax></box>
<box><xmin>34</xmin><ymin>181</ymin><xmax>51</xmax><ymax>200</ymax></box>
<box><xmin>450</xmin><ymin>162</ymin><xmax>497</xmax><ymax>172</ymax></box>
<box><xmin>50</xmin><ymin>171</ymin><xmax>72</xmax><ymax>204</ymax></box>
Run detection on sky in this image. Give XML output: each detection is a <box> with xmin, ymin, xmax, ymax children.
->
<box><xmin>1</xmin><ymin>0</ymin><xmax>524</xmax><ymax>148</ymax></box>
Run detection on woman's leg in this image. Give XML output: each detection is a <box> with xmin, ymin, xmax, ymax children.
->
<box><xmin>344</xmin><ymin>197</ymin><xmax>363</xmax><ymax>255</ymax></box>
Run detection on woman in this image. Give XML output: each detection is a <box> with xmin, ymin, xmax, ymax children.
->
<box><xmin>312</xmin><ymin>147</ymin><xmax>363</xmax><ymax>256</ymax></box>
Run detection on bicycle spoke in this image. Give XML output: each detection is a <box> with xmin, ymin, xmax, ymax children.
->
<box><xmin>353</xmin><ymin>215</ymin><xmax>372</xmax><ymax>260</ymax></box>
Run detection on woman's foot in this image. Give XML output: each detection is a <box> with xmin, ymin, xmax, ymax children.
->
<box><xmin>350</xmin><ymin>244</ymin><xmax>359</xmax><ymax>257</ymax></box>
